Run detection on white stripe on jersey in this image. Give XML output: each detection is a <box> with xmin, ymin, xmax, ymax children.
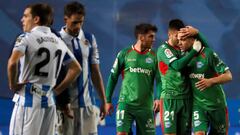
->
<box><xmin>12</xmin><ymin>26</ymin><xmax>76</xmax><ymax>108</ymax></box>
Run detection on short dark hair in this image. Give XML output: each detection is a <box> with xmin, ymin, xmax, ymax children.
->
<box><xmin>64</xmin><ymin>1</ymin><xmax>85</xmax><ymax>17</ymax></box>
<box><xmin>168</xmin><ymin>19</ymin><xmax>185</xmax><ymax>31</ymax></box>
<box><xmin>134</xmin><ymin>23</ymin><xmax>158</xmax><ymax>38</ymax></box>
<box><xmin>26</xmin><ymin>3</ymin><xmax>53</xmax><ymax>26</ymax></box>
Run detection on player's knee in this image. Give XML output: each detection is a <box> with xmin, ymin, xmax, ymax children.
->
<box><xmin>195</xmin><ymin>131</ymin><xmax>206</xmax><ymax>135</ymax></box>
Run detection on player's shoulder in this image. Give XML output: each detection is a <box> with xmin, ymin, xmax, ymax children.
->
<box><xmin>120</xmin><ymin>46</ymin><xmax>133</xmax><ymax>54</ymax></box>
<box><xmin>116</xmin><ymin>46</ymin><xmax>132</xmax><ymax>58</ymax></box>
<box><xmin>157</xmin><ymin>42</ymin><xmax>169</xmax><ymax>54</ymax></box>
<box><xmin>202</xmin><ymin>47</ymin><xmax>215</xmax><ymax>56</ymax></box>
<box><xmin>149</xmin><ymin>49</ymin><xmax>157</xmax><ymax>56</ymax></box>
<box><xmin>14</xmin><ymin>32</ymin><xmax>30</xmax><ymax>44</ymax></box>
<box><xmin>158</xmin><ymin>42</ymin><xmax>169</xmax><ymax>50</ymax></box>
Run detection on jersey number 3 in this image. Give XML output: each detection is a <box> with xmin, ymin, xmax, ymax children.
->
<box><xmin>34</xmin><ymin>47</ymin><xmax>62</xmax><ymax>78</ymax></box>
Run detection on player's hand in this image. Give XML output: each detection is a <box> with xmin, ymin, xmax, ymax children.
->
<box><xmin>99</xmin><ymin>103</ymin><xmax>107</xmax><ymax>120</ymax></box>
<box><xmin>10</xmin><ymin>82</ymin><xmax>27</xmax><ymax>93</ymax></box>
<box><xmin>153</xmin><ymin>100</ymin><xmax>160</xmax><ymax>113</ymax></box>
<box><xmin>192</xmin><ymin>40</ymin><xmax>202</xmax><ymax>52</ymax></box>
<box><xmin>178</xmin><ymin>26</ymin><xmax>199</xmax><ymax>40</ymax></box>
<box><xmin>62</xmin><ymin>103</ymin><xmax>74</xmax><ymax>119</ymax></box>
<box><xmin>106</xmin><ymin>103</ymin><xmax>114</xmax><ymax>116</ymax></box>
<box><xmin>195</xmin><ymin>78</ymin><xmax>214</xmax><ymax>91</ymax></box>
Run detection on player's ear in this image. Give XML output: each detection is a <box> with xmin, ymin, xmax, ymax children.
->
<box><xmin>64</xmin><ymin>16</ymin><xmax>68</xmax><ymax>24</ymax></box>
<box><xmin>34</xmin><ymin>16</ymin><xmax>40</xmax><ymax>25</ymax></box>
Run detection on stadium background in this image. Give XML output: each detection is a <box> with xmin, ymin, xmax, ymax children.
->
<box><xmin>0</xmin><ymin>0</ymin><xmax>239</xmax><ymax>134</ymax></box>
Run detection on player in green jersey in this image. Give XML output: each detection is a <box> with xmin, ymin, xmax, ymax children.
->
<box><xmin>178</xmin><ymin>33</ymin><xmax>232</xmax><ymax>135</ymax></box>
<box><xmin>157</xmin><ymin>19</ymin><xmax>205</xmax><ymax>135</ymax></box>
<box><xmin>106</xmin><ymin>23</ymin><xmax>161</xmax><ymax>135</ymax></box>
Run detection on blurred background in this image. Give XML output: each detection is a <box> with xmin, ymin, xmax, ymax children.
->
<box><xmin>0</xmin><ymin>0</ymin><xmax>240</xmax><ymax>134</ymax></box>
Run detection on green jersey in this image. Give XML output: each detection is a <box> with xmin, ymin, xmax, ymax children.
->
<box><xmin>106</xmin><ymin>46</ymin><xmax>160</xmax><ymax>109</ymax></box>
<box><xmin>157</xmin><ymin>42</ymin><xmax>191</xmax><ymax>99</ymax></box>
<box><xmin>188</xmin><ymin>47</ymin><xmax>228</xmax><ymax>110</ymax></box>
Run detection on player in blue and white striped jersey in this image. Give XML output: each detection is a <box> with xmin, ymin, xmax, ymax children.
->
<box><xmin>7</xmin><ymin>3</ymin><xmax>81</xmax><ymax>135</ymax></box>
<box><xmin>55</xmin><ymin>1</ymin><xmax>107</xmax><ymax>135</ymax></box>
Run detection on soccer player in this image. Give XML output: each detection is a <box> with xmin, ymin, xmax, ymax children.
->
<box><xmin>56</xmin><ymin>1</ymin><xmax>107</xmax><ymax>135</ymax></box>
<box><xmin>106</xmin><ymin>23</ymin><xmax>161</xmax><ymax>135</ymax></box>
<box><xmin>157</xmin><ymin>19</ymin><xmax>204</xmax><ymax>135</ymax></box>
<box><xmin>7</xmin><ymin>3</ymin><xmax>81</xmax><ymax>135</ymax></box>
<box><xmin>178</xmin><ymin>32</ymin><xmax>232</xmax><ymax>135</ymax></box>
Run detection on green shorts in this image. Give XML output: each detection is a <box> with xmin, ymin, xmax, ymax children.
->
<box><xmin>160</xmin><ymin>98</ymin><xmax>192</xmax><ymax>135</ymax></box>
<box><xmin>192</xmin><ymin>104</ymin><xmax>229</xmax><ymax>135</ymax></box>
<box><xmin>116</xmin><ymin>103</ymin><xmax>155</xmax><ymax>135</ymax></box>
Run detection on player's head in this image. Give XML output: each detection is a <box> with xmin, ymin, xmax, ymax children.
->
<box><xmin>168</xmin><ymin>19</ymin><xmax>185</xmax><ymax>46</ymax></box>
<box><xmin>134</xmin><ymin>23</ymin><xmax>158</xmax><ymax>49</ymax></box>
<box><xmin>64</xmin><ymin>1</ymin><xmax>85</xmax><ymax>37</ymax></box>
<box><xmin>178</xmin><ymin>34</ymin><xmax>196</xmax><ymax>52</ymax></box>
<box><xmin>21</xmin><ymin>3</ymin><xmax>53</xmax><ymax>32</ymax></box>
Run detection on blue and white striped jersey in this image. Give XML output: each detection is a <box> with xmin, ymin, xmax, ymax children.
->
<box><xmin>12</xmin><ymin>26</ymin><xmax>76</xmax><ymax>108</ymax></box>
<box><xmin>59</xmin><ymin>27</ymin><xmax>100</xmax><ymax>108</ymax></box>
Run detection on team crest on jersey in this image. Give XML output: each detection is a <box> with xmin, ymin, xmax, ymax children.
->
<box><xmin>145</xmin><ymin>57</ymin><xmax>153</xmax><ymax>63</ymax></box>
<box><xmin>196</xmin><ymin>61</ymin><xmax>204</xmax><ymax>68</ymax></box>
<box><xmin>15</xmin><ymin>36</ymin><xmax>23</xmax><ymax>44</ymax></box>
<box><xmin>84</xmin><ymin>39</ymin><xmax>89</xmax><ymax>46</ymax></box>
<box><xmin>145</xmin><ymin>119</ymin><xmax>154</xmax><ymax>128</ymax></box>
<box><xmin>164</xmin><ymin>49</ymin><xmax>173</xmax><ymax>58</ymax></box>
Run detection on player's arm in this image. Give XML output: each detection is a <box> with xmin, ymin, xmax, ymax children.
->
<box><xmin>8</xmin><ymin>50</ymin><xmax>24</xmax><ymax>91</ymax></box>
<box><xmin>91</xmin><ymin>64</ymin><xmax>107</xmax><ymax>120</ymax></box>
<box><xmin>196</xmin><ymin>51</ymin><xmax>232</xmax><ymax>91</ymax></box>
<box><xmin>8</xmin><ymin>34</ymin><xmax>28</xmax><ymax>91</ymax></box>
<box><xmin>54</xmin><ymin>48</ymin><xmax>81</xmax><ymax>95</ymax></box>
<box><xmin>89</xmin><ymin>34</ymin><xmax>107</xmax><ymax>119</ymax></box>
<box><xmin>54</xmin><ymin>60</ymin><xmax>81</xmax><ymax>95</ymax></box>
<box><xmin>106</xmin><ymin>51</ymin><xmax>124</xmax><ymax>115</ymax></box>
<box><xmin>169</xmin><ymin>41</ymin><xmax>202</xmax><ymax>71</ymax></box>
<box><xmin>154</xmin><ymin>63</ymin><xmax>161</xmax><ymax>112</ymax></box>
<box><xmin>196</xmin><ymin>70</ymin><xmax>232</xmax><ymax>91</ymax></box>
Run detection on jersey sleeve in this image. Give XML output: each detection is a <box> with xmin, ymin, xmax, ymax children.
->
<box><xmin>90</xmin><ymin>34</ymin><xmax>100</xmax><ymax>64</ymax></box>
<box><xmin>210</xmin><ymin>51</ymin><xmax>229</xmax><ymax>74</ymax></box>
<box><xmin>106</xmin><ymin>50</ymin><xmax>125</xmax><ymax>103</ymax></box>
<box><xmin>62</xmin><ymin>43</ymin><xmax>77</xmax><ymax>65</ymax></box>
<box><xmin>13</xmin><ymin>33</ymin><xmax>28</xmax><ymax>54</ymax></box>
<box><xmin>155</xmin><ymin>59</ymin><xmax>162</xmax><ymax>100</ymax></box>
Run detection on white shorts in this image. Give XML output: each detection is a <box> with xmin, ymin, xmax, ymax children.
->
<box><xmin>9</xmin><ymin>103</ymin><xmax>56</xmax><ymax>135</ymax></box>
<box><xmin>56</xmin><ymin>105</ymin><xmax>100</xmax><ymax>135</ymax></box>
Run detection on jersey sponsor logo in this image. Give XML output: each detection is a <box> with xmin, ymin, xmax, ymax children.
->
<box><xmin>194</xmin><ymin>120</ymin><xmax>201</xmax><ymax>127</ymax></box>
<box><xmin>196</xmin><ymin>61</ymin><xmax>204</xmax><ymax>68</ymax></box>
<box><xmin>30</xmin><ymin>85</ymin><xmax>47</xmax><ymax>96</ymax></box>
<box><xmin>127</xmin><ymin>58</ymin><xmax>136</xmax><ymax>62</ymax></box>
<box><xmin>129</xmin><ymin>67</ymin><xmax>152</xmax><ymax>76</ymax></box>
<box><xmin>145</xmin><ymin>57</ymin><xmax>153</xmax><ymax>63</ymax></box>
<box><xmin>36</xmin><ymin>36</ymin><xmax>58</xmax><ymax>44</ymax></box>
<box><xmin>189</xmin><ymin>73</ymin><xmax>204</xmax><ymax>79</ymax></box>
<box><xmin>164</xmin><ymin>49</ymin><xmax>173</xmax><ymax>58</ymax></box>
